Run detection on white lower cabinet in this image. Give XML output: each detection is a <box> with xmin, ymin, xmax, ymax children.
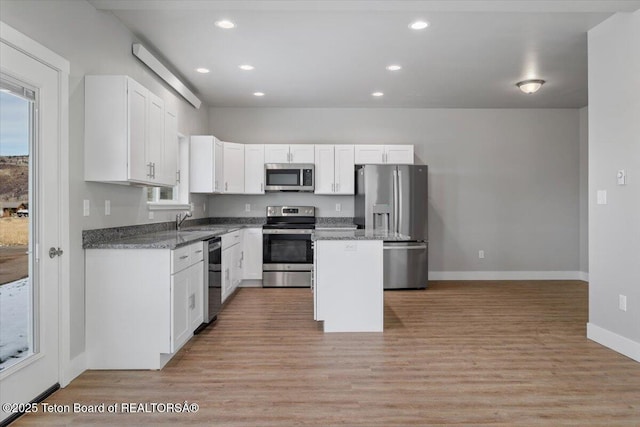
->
<box><xmin>86</xmin><ymin>242</ymin><xmax>204</xmax><ymax>369</ymax></box>
<box><xmin>242</xmin><ymin>227</ymin><xmax>263</xmax><ymax>281</ymax></box>
<box><xmin>222</xmin><ymin>230</ymin><xmax>243</xmax><ymax>303</ymax></box>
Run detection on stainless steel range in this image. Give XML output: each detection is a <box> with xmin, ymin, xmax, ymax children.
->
<box><xmin>262</xmin><ymin>206</ymin><xmax>315</xmax><ymax>287</ymax></box>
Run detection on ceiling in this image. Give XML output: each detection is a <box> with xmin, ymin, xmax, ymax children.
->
<box><xmin>89</xmin><ymin>1</ymin><xmax>640</xmax><ymax>109</ymax></box>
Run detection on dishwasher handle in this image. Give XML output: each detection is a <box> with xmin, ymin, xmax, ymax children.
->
<box><xmin>383</xmin><ymin>242</ymin><xmax>427</xmax><ymax>250</ymax></box>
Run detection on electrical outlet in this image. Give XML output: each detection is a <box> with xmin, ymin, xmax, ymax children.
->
<box><xmin>104</xmin><ymin>200</ymin><xmax>111</xmax><ymax>216</ymax></box>
<box><xmin>597</xmin><ymin>190</ymin><xmax>607</xmax><ymax>205</ymax></box>
<box><xmin>148</xmin><ymin>211</ymin><xmax>154</xmax><ymax>220</ymax></box>
<box><xmin>619</xmin><ymin>295</ymin><xmax>627</xmax><ymax>312</ymax></box>
<box><xmin>245</xmin><ymin>203</ymin><xmax>251</xmax><ymax>212</ymax></box>
<box><xmin>201</xmin><ymin>203</ymin><xmax>205</xmax><ymax>212</ymax></box>
<box><xmin>479</xmin><ymin>250</ymin><xmax>485</xmax><ymax>259</ymax></box>
<box><xmin>83</xmin><ymin>199</ymin><xmax>90</xmax><ymax>217</ymax></box>
<box><xmin>335</xmin><ymin>203</ymin><xmax>341</xmax><ymax>212</ymax></box>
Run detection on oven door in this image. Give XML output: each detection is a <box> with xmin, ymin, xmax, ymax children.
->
<box><xmin>263</xmin><ymin>230</ymin><xmax>313</xmax><ymax>287</ymax></box>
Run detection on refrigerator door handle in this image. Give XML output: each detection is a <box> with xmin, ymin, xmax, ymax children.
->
<box><xmin>397</xmin><ymin>169</ymin><xmax>403</xmax><ymax>234</ymax></box>
<box><xmin>393</xmin><ymin>169</ymin><xmax>399</xmax><ymax>233</ymax></box>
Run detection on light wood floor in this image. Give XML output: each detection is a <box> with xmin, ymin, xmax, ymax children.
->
<box><xmin>14</xmin><ymin>281</ymin><xmax>640</xmax><ymax>426</ymax></box>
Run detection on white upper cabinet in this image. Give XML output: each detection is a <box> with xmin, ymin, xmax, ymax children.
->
<box><xmin>161</xmin><ymin>106</ymin><xmax>178</xmax><ymax>186</ymax></box>
<box><xmin>265</xmin><ymin>144</ymin><xmax>314</xmax><ymax>163</ymax></box>
<box><xmin>244</xmin><ymin>144</ymin><xmax>265</xmax><ymax>194</ymax></box>
<box><xmin>354</xmin><ymin>145</ymin><xmax>413</xmax><ymax>165</ymax></box>
<box><xmin>314</xmin><ymin>145</ymin><xmax>355</xmax><ymax>195</ymax></box>
<box><xmin>223</xmin><ymin>141</ymin><xmax>245</xmax><ymax>193</ymax></box>
<box><xmin>190</xmin><ymin>135</ymin><xmax>224</xmax><ymax>193</ymax></box>
<box><xmin>85</xmin><ymin>75</ymin><xmax>178</xmax><ymax>186</ymax></box>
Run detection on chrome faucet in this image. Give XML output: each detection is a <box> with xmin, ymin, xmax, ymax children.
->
<box><xmin>176</xmin><ymin>211</ymin><xmax>192</xmax><ymax>230</ymax></box>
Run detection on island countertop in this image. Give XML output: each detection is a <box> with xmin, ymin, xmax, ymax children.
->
<box><xmin>312</xmin><ymin>229</ymin><xmax>412</xmax><ymax>241</ymax></box>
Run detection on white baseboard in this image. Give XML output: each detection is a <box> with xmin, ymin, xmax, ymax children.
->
<box><xmin>587</xmin><ymin>323</ymin><xmax>640</xmax><ymax>363</ymax></box>
<box><xmin>429</xmin><ymin>271</ymin><xmax>585</xmax><ymax>281</ymax></box>
<box><xmin>61</xmin><ymin>352</ymin><xmax>86</xmax><ymax>387</ymax></box>
<box><xmin>578</xmin><ymin>271</ymin><xmax>589</xmax><ymax>282</ymax></box>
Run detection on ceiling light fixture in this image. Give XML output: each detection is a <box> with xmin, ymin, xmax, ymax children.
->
<box><xmin>516</xmin><ymin>79</ymin><xmax>545</xmax><ymax>94</ymax></box>
<box><xmin>386</xmin><ymin>65</ymin><xmax>402</xmax><ymax>71</ymax></box>
<box><xmin>253</xmin><ymin>92</ymin><xmax>265</xmax><ymax>97</ymax></box>
<box><xmin>215</xmin><ymin>20</ymin><xmax>236</xmax><ymax>29</ymax></box>
<box><xmin>239</xmin><ymin>65</ymin><xmax>255</xmax><ymax>71</ymax></box>
<box><xmin>195</xmin><ymin>67</ymin><xmax>210</xmax><ymax>74</ymax></box>
<box><xmin>372</xmin><ymin>92</ymin><xmax>384</xmax><ymax>97</ymax></box>
<box><xmin>409</xmin><ymin>21</ymin><xmax>429</xmax><ymax>30</ymax></box>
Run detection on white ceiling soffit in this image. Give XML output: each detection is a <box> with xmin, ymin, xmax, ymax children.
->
<box><xmin>89</xmin><ymin>1</ymin><xmax>640</xmax><ymax>13</ymax></box>
<box><xmin>89</xmin><ymin>0</ymin><xmax>640</xmax><ymax>109</ymax></box>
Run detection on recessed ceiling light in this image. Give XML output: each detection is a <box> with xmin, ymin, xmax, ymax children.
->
<box><xmin>239</xmin><ymin>64</ymin><xmax>255</xmax><ymax>71</ymax></box>
<box><xmin>253</xmin><ymin>92</ymin><xmax>265</xmax><ymax>97</ymax></box>
<box><xmin>372</xmin><ymin>92</ymin><xmax>384</xmax><ymax>97</ymax></box>
<box><xmin>409</xmin><ymin>20</ymin><xmax>429</xmax><ymax>30</ymax></box>
<box><xmin>195</xmin><ymin>67</ymin><xmax>210</xmax><ymax>74</ymax></box>
<box><xmin>386</xmin><ymin>65</ymin><xmax>402</xmax><ymax>71</ymax></box>
<box><xmin>215</xmin><ymin>20</ymin><xmax>236</xmax><ymax>29</ymax></box>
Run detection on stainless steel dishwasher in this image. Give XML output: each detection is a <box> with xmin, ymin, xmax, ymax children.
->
<box><xmin>195</xmin><ymin>237</ymin><xmax>221</xmax><ymax>334</ymax></box>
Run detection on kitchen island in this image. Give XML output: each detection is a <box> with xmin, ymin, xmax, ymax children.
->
<box><xmin>312</xmin><ymin>229</ymin><xmax>411</xmax><ymax>333</ymax></box>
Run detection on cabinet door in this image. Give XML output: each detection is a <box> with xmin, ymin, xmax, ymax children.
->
<box><xmin>213</xmin><ymin>138</ymin><xmax>224</xmax><ymax>193</ymax></box>
<box><xmin>385</xmin><ymin>145</ymin><xmax>414</xmax><ymax>164</ymax></box>
<box><xmin>314</xmin><ymin>145</ymin><xmax>335</xmax><ymax>194</ymax></box>
<box><xmin>264</xmin><ymin>144</ymin><xmax>290</xmax><ymax>163</ymax></box>
<box><xmin>334</xmin><ymin>145</ymin><xmax>355</xmax><ymax>194</ymax></box>
<box><xmin>190</xmin><ymin>135</ymin><xmax>215</xmax><ymax>193</ymax></box>
<box><xmin>244</xmin><ymin>144</ymin><xmax>265</xmax><ymax>194</ymax></box>
<box><xmin>127</xmin><ymin>78</ymin><xmax>149</xmax><ymax>182</ymax></box>
<box><xmin>188</xmin><ymin>261</ymin><xmax>204</xmax><ymax>332</ymax></box>
<box><xmin>223</xmin><ymin>142</ymin><xmax>245</xmax><ymax>193</ymax></box>
<box><xmin>232</xmin><ymin>242</ymin><xmax>243</xmax><ymax>292</ymax></box>
<box><xmin>171</xmin><ymin>268</ymin><xmax>190</xmax><ymax>352</ymax></box>
<box><xmin>148</xmin><ymin>92</ymin><xmax>164</xmax><ymax>182</ymax></box>
<box><xmin>242</xmin><ymin>228</ymin><xmax>263</xmax><ymax>280</ymax></box>
<box><xmin>290</xmin><ymin>144</ymin><xmax>314</xmax><ymax>163</ymax></box>
<box><xmin>354</xmin><ymin>145</ymin><xmax>384</xmax><ymax>164</ymax></box>
<box><xmin>160</xmin><ymin>106</ymin><xmax>178</xmax><ymax>187</ymax></box>
<box><xmin>221</xmin><ymin>247</ymin><xmax>232</xmax><ymax>303</ymax></box>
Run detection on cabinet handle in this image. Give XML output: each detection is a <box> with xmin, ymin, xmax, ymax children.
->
<box><xmin>189</xmin><ymin>294</ymin><xmax>195</xmax><ymax>310</ymax></box>
<box><xmin>195</xmin><ymin>250</ymin><xmax>203</xmax><ymax>254</ymax></box>
<box><xmin>176</xmin><ymin>170</ymin><xmax>181</xmax><ymax>183</ymax></box>
<box><xmin>215</xmin><ymin>180</ymin><xmax>218</xmax><ymax>191</ymax></box>
<box><xmin>225</xmin><ymin>182</ymin><xmax>228</xmax><ymax>191</ymax></box>
<box><xmin>152</xmin><ymin>162</ymin><xmax>156</xmax><ymax>179</ymax></box>
<box><xmin>260</xmin><ymin>183</ymin><xmax>263</xmax><ymax>192</ymax></box>
<box><xmin>331</xmin><ymin>183</ymin><xmax>335</xmax><ymax>192</ymax></box>
<box><xmin>179</xmin><ymin>255</ymin><xmax>189</xmax><ymax>260</ymax></box>
<box><xmin>147</xmin><ymin>162</ymin><xmax>153</xmax><ymax>178</ymax></box>
<box><xmin>336</xmin><ymin>183</ymin><xmax>340</xmax><ymax>192</ymax></box>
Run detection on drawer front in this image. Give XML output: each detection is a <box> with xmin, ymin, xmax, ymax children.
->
<box><xmin>222</xmin><ymin>230</ymin><xmax>241</xmax><ymax>248</ymax></box>
<box><xmin>190</xmin><ymin>242</ymin><xmax>205</xmax><ymax>264</ymax></box>
<box><xmin>172</xmin><ymin>245</ymin><xmax>191</xmax><ymax>274</ymax></box>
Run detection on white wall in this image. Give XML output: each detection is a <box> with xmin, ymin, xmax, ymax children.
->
<box><xmin>587</xmin><ymin>11</ymin><xmax>640</xmax><ymax>361</ymax></box>
<box><xmin>210</xmin><ymin>107</ymin><xmax>582</xmax><ymax>277</ymax></box>
<box><xmin>579</xmin><ymin>107</ymin><xmax>589</xmax><ymax>277</ymax></box>
<box><xmin>1</xmin><ymin>0</ymin><xmax>210</xmax><ymax>368</ymax></box>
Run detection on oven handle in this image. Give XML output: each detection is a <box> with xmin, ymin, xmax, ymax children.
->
<box><xmin>263</xmin><ymin>229</ymin><xmax>314</xmax><ymax>235</ymax></box>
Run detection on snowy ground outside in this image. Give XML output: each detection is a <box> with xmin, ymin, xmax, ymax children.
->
<box><xmin>0</xmin><ymin>278</ymin><xmax>31</xmax><ymax>371</ymax></box>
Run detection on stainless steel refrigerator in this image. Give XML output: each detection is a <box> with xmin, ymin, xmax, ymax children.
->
<box><xmin>354</xmin><ymin>165</ymin><xmax>428</xmax><ymax>289</ymax></box>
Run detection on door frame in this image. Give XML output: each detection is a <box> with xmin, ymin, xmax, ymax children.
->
<box><xmin>0</xmin><ymin>22</ymin><xmax>72</xmax><ymax>385</ymax></box>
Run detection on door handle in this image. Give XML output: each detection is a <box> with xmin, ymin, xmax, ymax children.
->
<box><xmin>49</xmin><ymin>247</ymin><xmax>63</xmax><ymax>258</ymax></box>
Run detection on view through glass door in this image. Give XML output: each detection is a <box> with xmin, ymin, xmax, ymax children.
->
<box><xmin>0</xmin><ymin>76</ymin><xmax>36</xmax><ymax>373</ymax></box>
<box><xmin>0</xmin><ymin>30</ymin><xmax>63</xmax><ymax>424</ymax></box>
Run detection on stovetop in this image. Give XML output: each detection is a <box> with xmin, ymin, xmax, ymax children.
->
<box><xmin>263</xmin><ymin>222</ymin><xmax>316</xmax><ymax>230</ymax></box>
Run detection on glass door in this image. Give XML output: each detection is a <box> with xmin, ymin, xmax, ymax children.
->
<box><xmin>0</xmin><ymin>76</ymin><xmax>36</xmax><ymax>372</ymax></box>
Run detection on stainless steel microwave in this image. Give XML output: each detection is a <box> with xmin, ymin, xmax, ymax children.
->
<box><xmin>264</xmin><ymin>163</ymin><xmax>314</xmax><ymax>192</ymax></box>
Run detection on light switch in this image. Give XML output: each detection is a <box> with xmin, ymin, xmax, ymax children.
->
<box><xmin>148</xmin><ymin>211</ymin><xmax>154</xmax><ymax>220</ymax></box>
<box><xmin>83</xmin><ymin>199</ymin><xmax>90</xmax><ymax>216</ymax></box>
<box><xmin>617</xmin><ymin>170</ymin><xmax>627</xmax><ymax>185</ymax></box>
<box><xmin>596</xmin><ymin>190</ymin><xmax>607</xmax><ymax>205</ymax></box>
<box><xmin>245</xmin><ymin>203</ymin><xmax>251</xmax><ymax>212</ymax></box>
